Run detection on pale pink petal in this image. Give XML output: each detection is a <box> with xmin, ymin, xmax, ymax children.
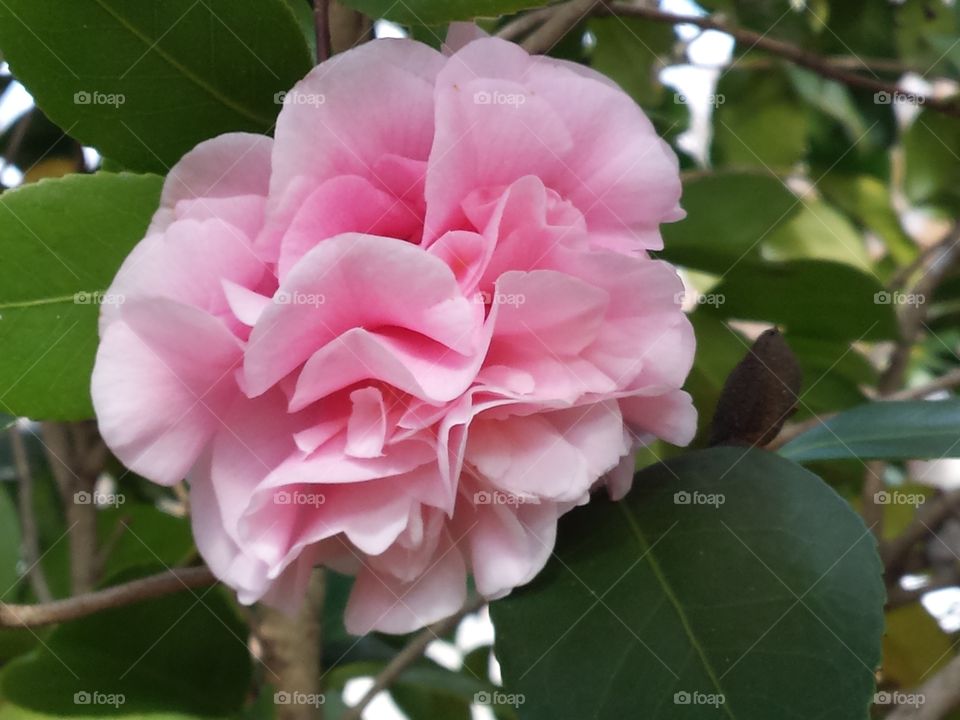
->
<box><xmin>92</xmin><ymin>299</ymin><xmax>241</xmax><ymax>485</ymax></box>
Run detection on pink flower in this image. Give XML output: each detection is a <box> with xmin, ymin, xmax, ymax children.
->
<box><xmin>92</xmin><ymin>26</ymin><xmax>696</xmax><ymax>634</ymax></box>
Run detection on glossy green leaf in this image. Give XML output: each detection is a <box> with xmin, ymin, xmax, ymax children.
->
<box><xmin>660</xmin><ymin>172</ymin><xmax>798</xmax><ymax>274</ymax></box>
<box><xmin>904</xmin><ymin>110</ymin><xmax>960</xmax><ymax>212</ymax></box>
<box><xmin>762</xmin><ymin>199</ymin><xmax>870</xmax><ymax>271</ymax></box>
<box><xmin>491</xmin><ymin>447</ymin><xmax>884</xmax><ymax>720</ymax></box>
<box><xmin>781</xmin><ymin>399</ymin><xmax>960</xmax><ymax>462</ymax></box>
<box><xmin>705</xmin><ymin>259</ymin><xmax>897</xmax><ymax>341</ymax></box>
<box><xmin>0</xmin><ymin>0</ymin><xmax>311</xmax><ymax>173</ymax></box>
<box><xmin>0</xmin><ymin>172</ymin><xmax>162</xmax><ymax>420</ymax></box>
<box><xmin>0</xmin><ymin>568</ymin><xmax>251</xmax><ymax>717</ymax></box>
<box><xmin>712</xmin><ymin>67</ymin><xmax>810</xmax><ymax>171</ymax></box>
<box><xmin>337</xmin><ymin>0</ymin><xmax>552</xmax><ymax>24</ymax></box>
<box><xmin>589</xmin><ymin>17</ymin><xmax>673</xmax><ymax>106</ymax></box>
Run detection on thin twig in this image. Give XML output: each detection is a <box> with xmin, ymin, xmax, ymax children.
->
<box><xmin>8</xmin><ymin>425</ymin><xmax>52</xmax><ymax>602</ymax></box>
<box><xmin>313</xmin><ymin>0</ymin><xmax>332</xmax><ymax>63</ymax></box>
<box><xmin>341</xmin><ymin>595</ymin><xmax>487</xmax><ymax>720</ymax></box>
<box><xmin>0</xmin><ymin>566</ymin><xmax>217</xmax><ymax>628</ymax></box>
<box><xmin>882</xmin><ymin>490</ymin><xmax>960</xmax><ymax>579</ymax></box>
<box><xmin>886</xmin><ymin>652</ymin><xmax>960</xmax><ymax>719</ymax></box>
<box><xmin>521</xmin><ymin>0</ymin><xmax>600</xmax><ymax>55</ymax></box>
<box><xmin>887</xmin><ymin>367</ymin><xmax>960</xmax><ymax>401</ymax></box>
<box><xmin>597</xmin><ymin>2</ymin><xmax>960</xmax><ymax>119</ymax></box>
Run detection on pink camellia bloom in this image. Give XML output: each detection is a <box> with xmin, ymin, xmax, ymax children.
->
<box><xmin>92</xmin><ymin>26</ymin><xmax>696</xmax><ymax>634</ymax></box>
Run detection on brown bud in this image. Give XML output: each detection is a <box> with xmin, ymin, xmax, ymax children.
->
<box><xmin>708</xmin><ymin>328</ymin><xmax>803</xmax><ymax>448</ymax></box>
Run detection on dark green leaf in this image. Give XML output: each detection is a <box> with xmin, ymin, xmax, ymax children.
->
<box><xmin>781</xmin><ymin>399</ymin><xmax>960</xmax><ymax>462</ymax></box>
<box><xmin>705</xmin><ymin>259</ymin><xmax>897</xmax><ymax>341</ymax></box>
<box><xmin>0</xmin><ymin>172</ymin><xmax>162</xmax><ymax>420</ymax></box>
<box><xmin>0</xmin><ymin>568</ymin><xmax>251</xmax><ymax>717</ymax></box>
<box><xmin>588</xmin><ymin>17</ymin><xmax>673</xmax><ymax>106</ymax></box>
<box><xmin>0</xmin><ymin>0</ymin><xmax>311</xmax><ymax>173</ymax></box>
<box><xmin>491</xmin><ymin>447</ymin><xmax>884</xmax><ymax>720</ymax></box>
<box><xmin>660</xmin><ymin>172</ymin><xmax>798</xmax><ymax>274</ymax></box>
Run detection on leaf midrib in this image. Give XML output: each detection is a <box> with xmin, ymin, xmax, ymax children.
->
<box><xmin>90</xmin><ymin>0</ymin><xmax>273</xmax><ymax>127</ymax></box>
<box><xmin>618</xmin><ymin>503</ymin><xmax>737</xmax><ymax>720</ymax></box>
<box><xmin>0</xmin><ymin>293</ymin><xmax>100</xmax><ymax>311</ymax></box>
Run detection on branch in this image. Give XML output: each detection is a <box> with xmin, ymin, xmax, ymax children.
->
<box><xmin>521</xmin><ymin>0</ymin><xmax>600</xmax><ymax>55</ymax></box>
<box><xmin>0</xmin><ymin>566</ymin><xmax>217</xmax><ymax>628</ymax></box>
<box><xmin>886</xmin><ymin>367</ymin><xmax>960</xmax><ymax>401</ymax></box>
<box><xmin>597</xmin><ymin>2</ymin><xmax>960</xmax><ymax>119</ymax></box>
<box><xmin>341</xmin><ymin>595</ymin><xmax>486</xmax><ymax>720</ymax></box>
<box><xmin>313</xmin><ymin>0</ymin><xmax>332</xmax><ymax>63</ymax></box>
<box><xmin>886</xmin><ymin>652</ymin><xmax>960</xmax><ymax>719</ymax></box>
<box><xmin>882</xmin><ymin>489</ymin><xmax>960</xmax><ymax>579</ymax></box>
<box><xmin>8</xmin><ymin>426</ymin><xmax>52</xmax><ymax>602</ymax></box>
<box><xmin>255</xmin><ymin>569</ymin><xmax>325</xmax><ymax>720</ymax></box>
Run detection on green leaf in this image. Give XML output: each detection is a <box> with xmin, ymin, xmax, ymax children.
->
<box><xmin>660</xmin><ymin>172</ymin><xmax>798</xmax><ymax>274</ymax></box>
<box><xmin>0</xmin><ymin>0</ymin><xmax>311</xmax><ymax>173</ymax></box>
<box><xmin>781</xmin><ymin>399</ymin><xmax>960</xmax><ymax>462</ymax></box>
<box><xmin>337</xmin><ymin>0</ymin><xmax>551</xmax><ymax>24</ymax></box>
<box><xmin>705</xmin><ymin>259</ymin><xmax>897</xmax><ymax>341</ymax></box>
<box><xmin>762</xmin><ymin>199</ymin><xmax>871</xmax><ymax>272</ymax></box>
<box><xmin>0</xmin><ymin>568</ymin><xmax>251</xmax><ymax>717</ymax></box>
<box><xmin>904</xmin><ymin>110</ymin><xmax>960</xmax><ymax>212</ymax></box>
<box><xmin>588</xmin><ymin>17</ymin><xmax>673</xmax><ymax>106</ymax></box>
<box><xmin>490</xmin><ymin>447</ymin><xmax>884</xmax><ymax>720</ymax></box>
<box><xmin>0</xmin><ymin>172</ymin><xmax>162</xmax><ymax>420</ymax></box>
<box><xmin>712</xmin><ymin>66</ymin><xmax>810</xmax><ymax>171</ymax></box>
